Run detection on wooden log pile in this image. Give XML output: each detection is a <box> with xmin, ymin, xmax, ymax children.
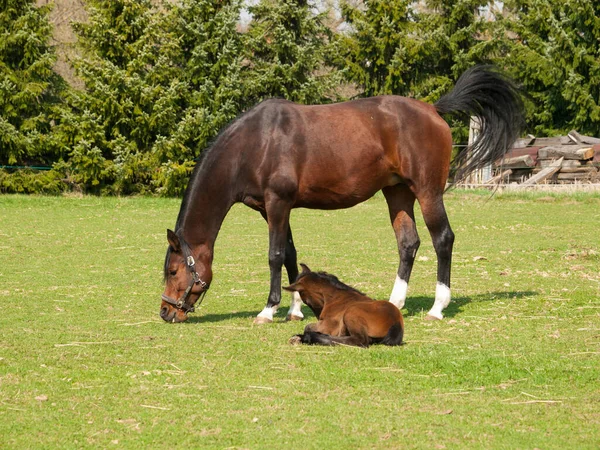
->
<box><xmin>494</xmin><ymin>131</ymin><xmax>600</xmax><ymax>184</ymax></box>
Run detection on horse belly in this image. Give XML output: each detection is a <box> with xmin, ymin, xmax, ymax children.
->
<box><xmin>294</xmin><ymin>154</ymin><xmax>397</xmax><ymax>209</ymax></box>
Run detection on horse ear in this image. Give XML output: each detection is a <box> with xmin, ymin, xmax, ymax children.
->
<box><xmin>167</xmin><ymin>229</ymin><xmax>181</xmax><ymax>252</ymax></box>
<box><xmin>299</xmin><ymin>263</ymin><xmax>311</xmax><ymax>274</ymax></box>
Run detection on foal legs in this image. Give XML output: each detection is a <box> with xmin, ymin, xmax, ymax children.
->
<box><xmin>419</xmin><ymin>195</ymin><xmax>455</xmax><ymax>320</ymax></box>
<box><xmin>296</xmin><ymin>319</ymin><xmax>370</xmax><ymax>347</ymax></box>
<box><xmin>382</xmin><ymin>185</ymin><xmax>420</xmax><ymax>310</ymax></box>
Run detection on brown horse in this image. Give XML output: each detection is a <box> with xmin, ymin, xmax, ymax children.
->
<box><xmin>284</xmin><ymin>264</ymin><xmax>404</xmax><ymax>347</ymax></box>
<box><xmin>160</xmin><ymin>66</ymin><xmax>523</xmax><ymax>324</ymax></box>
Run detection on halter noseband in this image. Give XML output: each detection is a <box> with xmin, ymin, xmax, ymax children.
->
<box><xmin>161</xmin><ymin>254</ymin><xmax>209</xmax><ymax>314</ymax></box>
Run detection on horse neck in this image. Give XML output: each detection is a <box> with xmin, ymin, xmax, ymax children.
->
<box><xmin>318</xmin><ymin>283</ymin><xmax>351</xmax><ymax>304</ymax></box>
<box><xmin>320</xmin><ymin>283</ymin><xmax>366</xmax><ymax>304</ymax></box>
<box><xmin>176</xmin><ymin>153</ymin><xmax>236</xmax><ymax>258</ymax></box>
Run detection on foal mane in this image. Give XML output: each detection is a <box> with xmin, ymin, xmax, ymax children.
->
<box><xmin>302</xmin><ymin>270</ymin><xmax>365</xmax><ymax>296</ymax></box>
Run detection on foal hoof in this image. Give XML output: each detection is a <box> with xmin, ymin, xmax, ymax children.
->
<box><xmin>424</xmin><ymin>314</ymin><xmax>442</xmax><ymax>321</ymax></box>
<box><xmin>285</xmin><ymin>314</ymin><xmax>304</xmax><ymax>322</ymax></box>
<box><xmin>253</xmin><ymin>316</ymin><xmax>273</xmax><ymax>325</ymax></box>
<box><xmin>288</xmin><ymin>335</ymin><xmax>302</xmax><ymax>345</ymax></box>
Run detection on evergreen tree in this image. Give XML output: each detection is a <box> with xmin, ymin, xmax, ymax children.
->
<box><xmin>61</xmin><ymin>0</ymin><xmax>245</xmax><ymax>195</ymax></box>
<box><xmin>153</xmin><ymin>0</ymin><xmax>246</xmax><ymax>196</ymax></box>
<box><xmin>494</xmin><ymin>0</ymin><xmax>600</xmax><ymax>136</ymax></box>
<box><xmin>340</xmin><ymin>0</ymin><xmax>492</xmax><ymax>100</ymax></box>
<box><xmin>339</xmin><ymin>0</ymin><xmax>417</xmax><ymax>97</ymax></box>
<box><xmin>0</xmin><ymin>0</ymin><xmax>66</xmax><ymax>166</ymax></box>
<box><xmin>340</xmin><ymin>0</ymin><xmax>496</xmax><ymax>146</ymax></box>
<box><xmin>59</xmin><ymin>0</ymin><xmax>175</xmax><ymax>193</ymax></box>
<box><xmin>243</xmin><ymin>0</ymin><xmax>343</xmax><ymax>104</ymax></box>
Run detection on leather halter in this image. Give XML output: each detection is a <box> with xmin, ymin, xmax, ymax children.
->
<box><xmin>161</xmin><ymin>254</ymin><xmax>209</xmax><ymax>314</ymax></box>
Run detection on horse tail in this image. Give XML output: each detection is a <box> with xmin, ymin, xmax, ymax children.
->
<box><xmin>434</xmin><ymin>65</ymin><xmax>525</xmax><ymax>183</ymax></box>
<box><xmin>381</xmin><ymin>322</ymin><xmax>404</xmax><ymax>346</ymax></box>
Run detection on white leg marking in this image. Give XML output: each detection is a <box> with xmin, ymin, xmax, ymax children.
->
<box><xmin>286</xmin><ymin>291</ymin><xmax>304</xmax><ymax>319</ymax></box>
<box><xmin>257</xmin><ymin>305</ymin><xmax>278</xmax><ymax>321</ymax></box>
<box><xmin>389</xmin><ymin>275</ymin><xmax>408</xmax><ymax>309</ymax></box>
<box><xmin>427</xmin><ymin>282</ymin><xmax>451</xmax><ymax>320</ymax></box>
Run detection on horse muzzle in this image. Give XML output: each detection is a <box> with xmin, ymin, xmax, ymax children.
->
<box><xmin>159</xmin><ymin>301</ymin><xmax>189</xmax><ymax>323</ymax></box>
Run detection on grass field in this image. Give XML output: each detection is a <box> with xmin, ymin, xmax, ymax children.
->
<box><xmin>1</xmin><ymin>191</ymin><xmax>599</xmax><ymax>449</ymax></box>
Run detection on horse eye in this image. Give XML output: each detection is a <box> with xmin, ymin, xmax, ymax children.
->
<box><xmin>169</xmin><ymin>270</ymin><xmax>177</xmax><ymax>276</ymax></box>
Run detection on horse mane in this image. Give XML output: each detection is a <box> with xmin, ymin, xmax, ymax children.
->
<box><xmin>174</xmin><ymin>122</ymin><xmax>233</xmax><ymax>230</ymax></box>
<box><xmin>300</xmin><ymin>270</ymin><xmax>365</xmax><ymax>296</ymax></box>
<box><xmin>173</xmin><ymin>100</ymin><xmax>282</xmax><ymax>230</ymax></box>
<box><xmin>167</xmin><ymin>101</ymin><xmax>270</xmax><ymax>280</ymax></box>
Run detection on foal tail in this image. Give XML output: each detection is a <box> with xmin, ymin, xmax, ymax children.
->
<box><xmin>434</xmin><ymin>66</ymin><xmax>524</xmax><ymax>183</ymax></box>
<box><xmin>381</xmin><ymin>323</ymin><xmax>404</xmax><ymax>346</ymax></box>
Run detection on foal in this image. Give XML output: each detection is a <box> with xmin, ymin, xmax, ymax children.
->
<box><xmin>284</xmin><ymin>264</ymin><xmax>404</xmax><ymax>347</ymax></box>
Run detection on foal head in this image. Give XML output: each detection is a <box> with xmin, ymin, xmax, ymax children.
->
<box><xmin>160</xmin><ymin>229</ymin><xmax>211</xmax><ymax>323</ymax></box>
<box><xmin>283</xmin><ymin>264</ymin><xmax>363</xmax><ymax>318</ymax></box>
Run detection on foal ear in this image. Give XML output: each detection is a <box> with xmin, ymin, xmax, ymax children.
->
<box><xmin>167</xmin><ymin>229</ymin><xmax>181</xmax><ymax>253</ymax></box>
<box><xmin>283</xmin><ymin>283</ymin><xmax>298</xmax><ymax>292</ymax></box>
<box><xmin>299</xmin><ymin>263</ymin><xmax>311</xmax><ymax>274</ymax></box>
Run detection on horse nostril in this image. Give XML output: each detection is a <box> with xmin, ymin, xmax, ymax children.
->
<box><xmin>160</xmin><ymin>306</ymin><xmax>169</xmax><ymax>319</ymax></box>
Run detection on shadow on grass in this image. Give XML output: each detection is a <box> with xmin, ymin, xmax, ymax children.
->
<box><xmin>186</xmin><ymin>305</ymin><xmax>318</xmax><ymax>324</ymax></box>
<box><xmin>184</xmin><ymin>290</ymin><xmax>537</xmax><ymax>324</ymax></box>
<box><xmin>186</xmin><ymin>310</ymin><xmax>258</xmax><ymax>324</ymax></box>
<box><xmin>402</xmin><ymin>290</ymin><xmax>538</xmax><ymax>319</ymax></box>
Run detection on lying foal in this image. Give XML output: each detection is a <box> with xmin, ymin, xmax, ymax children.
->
<box><xmin>283</xmin><ymin>264</ymin><xmax>404</xmax><ymax>347</ymax></box>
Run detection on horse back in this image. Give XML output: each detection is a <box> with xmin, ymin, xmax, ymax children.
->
<box><xmin>342</xmin><ymin>299</ymin><xmax>403</xmax><ymax>339</ymax></box>
<box><xmin>233</xmin><ymin>97</ymin><xmax>452</xmax><ymax>210</ymax></box>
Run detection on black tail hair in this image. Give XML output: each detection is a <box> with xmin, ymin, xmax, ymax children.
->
<box><xmin>381</xmin><ymin>323</ymin><xmax>404</xmax><ymax>346</ymax></box>
<box><xmin>435</xmin><ymin>66</ymin><xmax>525</xmax><ymax>183</ymax></box>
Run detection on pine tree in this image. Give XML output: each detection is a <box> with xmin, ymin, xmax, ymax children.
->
<box><xmin>340</xmin><ymin>0</ymin><xmax>492</xmax><ymax>100</ymax></box>
<box><xmin>495</xmin><ymin>0</ymin><xmax>600</xmax><ymax>136</ymax></box>
<box><xmin>243</xmin><ymin>0</ymin><xmax>343</xmax><ymax>105</ymax></box>
<box><xmin>339</xmin><ymin>0</ymin><xmax>417</xmax><ymax>97</ymax></box>
<box><xmin>61</xmin><ymin>0</ymin><xmax>246</xmax><ymax>195</ymax></box>
<box><xmin>153</xmin><ymin>0</ymin><xmax>245</xmax><ymax>172</ymax></box>
<box><xmin>59</xmin><ymin>0</ymin><xmax>173</xmax><ymax>193</ymax></box>
<box><xmin>0</xmin><ymin>0</ymin><xmax>66</xmax><ymax>166</ymax></box>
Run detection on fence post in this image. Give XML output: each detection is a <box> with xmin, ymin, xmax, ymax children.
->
<box><xmin>465</xmin><ymin>116</ymin><xmax>492</xmax><ymax>184</ymax></box>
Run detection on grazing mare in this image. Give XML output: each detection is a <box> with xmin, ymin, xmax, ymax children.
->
<box><xmin>160</xmin><ymin>66</ymin><xmax>523</xmax><ymax>324</ymax></box>
<box><xmin>284</xmin><ymin>264</ymin><xmax>404</xmax><ymax>347</ymax></box>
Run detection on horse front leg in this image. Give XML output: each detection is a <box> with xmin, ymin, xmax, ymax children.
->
<box><xmin>254</xmin><ymin>196</ymin><xmax>292</xmax><ymax>324</ymax></box>
<box><xmin>383</xmin><ymin>185</ymin><xmax>420</xmax><ymax>310</ymax></box>
<box><xmin>283</xmin><ymin>228</ymin><xmax>304</xmax><ymax>321</ymax></box>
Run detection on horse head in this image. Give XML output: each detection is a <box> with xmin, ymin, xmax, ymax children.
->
<box><xmin>283</xmin><ymin>264</ymin><xmax>325</xmax><ymax>319</ymax></box>
<box><xmin>160</xmin><ymin>229</ymin><xmax>211</xmax><ymax>323</ymax></box>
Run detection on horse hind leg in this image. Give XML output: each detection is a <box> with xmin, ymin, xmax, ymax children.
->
<box><xmin>298</xmin><ymin>331</ymin><xmax>370</xmax><ymax>347</ymax></box>
<box><xmin>419</xmin><ymin>194</ymin><xmax>455</xmax><ymax>320</ymax></box>
<box><xmin>297</xmin><ymin>316</ymin><xmax>370</xmax><ymax>347</ymax></box>
<box><xmin>382</xmin><ymin>185</ymin><xmax>420</xmax><ymax>310</ymax></box>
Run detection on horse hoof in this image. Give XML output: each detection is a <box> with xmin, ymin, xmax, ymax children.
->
<box><xmin>253</xmin><ymin>316</ymin><xmax>273</xmax><ymax>325</ymax></box>
<box><xmin>286</xmin><ymin>314</ymin><xmax>304</xmax><ymax>322</ymax></box>
<box><xmin>289</xmin><ymin>335</ymin><xmax>302</xmax><ymax>345</ymax></box>
<box><xmin>424</xmin><ymin>314</ymin><xmax>442</xmax><ymax>321</ymax></box>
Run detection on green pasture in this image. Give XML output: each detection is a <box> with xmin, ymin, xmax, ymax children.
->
<box><xmin>1</xmin><ymin>191</ymin><xmax>599</xmax><ymax>449</ymax></box>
